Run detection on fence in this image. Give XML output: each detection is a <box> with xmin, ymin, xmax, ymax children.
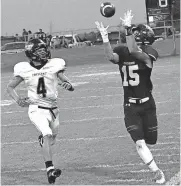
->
<box><xmin>1</xmin><ymin>19</ymin><xmax>180</xmax><ymax>47</ymax></box>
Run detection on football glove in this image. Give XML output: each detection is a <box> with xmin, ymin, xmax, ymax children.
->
<box><xmin>16</xmin><ymin>97</ymin><xmax>31</xmax><ymax>107</ymax></box>
<box><xmin>59</xmin><ymin>81</ymin><xmax>74</xmax><ymax>91</ymax></box>
<box><xmin>120</xmin><ymin>10</ymin><xmax>134</xmax><ymax>27</ymax></box>
<box><xmin>95</xmin><ymin>21</ymin><xmax>109</xmax><ymax>43</ymax></box>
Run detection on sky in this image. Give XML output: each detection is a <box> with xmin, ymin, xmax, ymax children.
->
<box><xmin>1</xmin><ymin>0</ymin><xmax>147</xmax><ymax>36</ymax></box>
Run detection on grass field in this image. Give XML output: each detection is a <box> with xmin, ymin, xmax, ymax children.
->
<box><xmin>1</xmin><ymin>44</ymin><xmax>180</xmax><ymax>185</ymax></box>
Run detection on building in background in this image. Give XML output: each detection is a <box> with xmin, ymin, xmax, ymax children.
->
<box><xmin>145</xmin><ymin>0</ymin><xmax>175</xmax><ymax>26</ymax></box>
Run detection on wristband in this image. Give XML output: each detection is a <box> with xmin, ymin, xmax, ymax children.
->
<box><xmin>102</xmin><ymin>37</ymin><xmax>109</xmax><ymax>43</ymax></box>
<box><xmin>125</xmin><ymin>26</ymin><xmax>132</xmax><ymax>36</ymax></box>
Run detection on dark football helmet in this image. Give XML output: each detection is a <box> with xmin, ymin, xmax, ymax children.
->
<box><xmin>25</xmin><ymin>38</ymin><xmax>51</xmax><ymax>63</ymax></box>
<box><xmin>119</xmin><ymin>24</ymin><xmax>155</xmax><ymax>45</ymax></box>
<box><xmin>132</xmin><ymin>24</ymin><xmax>155</xmax><ymax>45</ymax></box>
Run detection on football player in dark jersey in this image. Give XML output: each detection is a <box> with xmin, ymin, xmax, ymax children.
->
<box><xmin>95</xmin><ymin>10</ymin><xmax>165</xmax><ymax>184</ymax></box>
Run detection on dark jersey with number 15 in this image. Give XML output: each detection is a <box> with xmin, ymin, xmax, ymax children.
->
<box><xmin>113</xmin><ymin>45</ymin><xmax>158</xmax><ymax>101</ymax></box>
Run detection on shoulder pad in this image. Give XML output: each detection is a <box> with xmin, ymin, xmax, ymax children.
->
<box><xmin>49</xmin><ymin>58</ymin><xmax>66</xmax><ymax>72</ymax></box>
<box><xmin>14</xmin><ymin>62</ymin><xmax>30</xmax><ymax>77</ymax></box>
<box><xmin>140</xmin><ymin>45</ymin><xmax>158</xmax><ymax>61</ymax></box>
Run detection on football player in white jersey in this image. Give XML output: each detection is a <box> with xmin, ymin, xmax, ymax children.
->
<box><xmin>7</xmin><ymin>38</ymin><xmax>74</xmax><ymax>184</ymax></box>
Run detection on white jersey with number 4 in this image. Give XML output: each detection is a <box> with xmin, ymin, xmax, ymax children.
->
<box><xmin>14</xmin><ymin>58</ymin><xmax>66</xmax><ymax>107</ymax></box>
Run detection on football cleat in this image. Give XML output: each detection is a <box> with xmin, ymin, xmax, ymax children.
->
<box><xmin>47</xmin><ymin>168</ymin><xmax>61</xmax><ymax>184</ymax></box>
<box><xmin>153</xmin><ymin>169</ymin><xmax>165</xmax><ymax>184</ymax></box>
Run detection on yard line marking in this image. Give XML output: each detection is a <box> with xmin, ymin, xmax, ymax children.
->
<box><xmin>155</xmin><ymin>76</ymin><xmax>179</xmax><ymax>80</ymax></box>
<box><xmin>1</xmin><ymin>161</ymin><xmax>179</xmax><ymax>174</ymax></box>
<box><xmin>106</xmin><ymin>178</ymin><xmax>146</xmax><ymax>183</ymax></box>
<box><xmin>154</xmin><ymin>64</ymin><xmax>179</xmax><ymax>68</ymax></box>
<box><xmin>0</xmin><ymin>70</ymin><xmax>176</xmax><ymax>80</ymax></box>
<box><xmin>117</xmin><ymin>168</ymin><xmax>177</xmax><ymax>174</ymax></box>
<box><xmin>73</xmin><ymin>71</ymin><xmax>119</xmax><ymax>77</ymax></box>
<box><xmin>1</xmin><ymin>100</ymin><xmax>15</xmax><ymax>106</ymax></box>
<box><xmin>82</xmin><ymin>161</ymin><xmax>179</xmax><ymax>169</ymax></box>
<box><xmin>1</xmin><ymin>134</ymin><xmax>128</xmax><ymax>145</ymax></box>
<box><xmin>0</xmin><ymin>60</ymin><xmax>178</xmax><ymax>79</ymax></box>
<box><xmin>2</xmin><ymin>123</ymin><xmax>29</xmax><ymax>127</ymax></box>
<box><xmin>116</xmin><ymin>169</ymin><xmax>152</xmax><ymax>173</ymax></box>
<box><xmin>129</xmin><ymin>153</ymin><xmax>180</xmax><ymax>157</ymax></box>
<box><xmin>1</xmin><ymin>133</ymin><xmax>178</xmax><ymax>145</ymax></box>
<box><xmin>159</xmin><ymin>112</ymin><xmax>180</xmax><ymax>116</ymax></box>
<box><xmin>2</xmin><ymin>116</ymin><xmax>124</xmax><ymax>126</ymax></box>
<box><xmin>58</xmin><ymin>103</ymin><xmax>121</xmax><ymax>110</ymax></box>
<box><xmin>17</xmin><ymin>82</ymin><xmax>89</xmax><ymax>90</ymax></box>
<box><xmin>165</xmin><ymin>171</ymin><xmax>180</xmax><ymax>185</ymax></box>
<box><xmin>2</xmin><ymin>168</ymin><xmax>46</xmax><ymax>173</ymax></box>
<box><xmin>1</xmin><ymin>63</ymin><xmax>178</xmax><ymax>80</ymax></box>
<box><xmin>72</xmin><ymin>82</ymin><xmax>89</xmax><ymax>86</ymax></box>
<box><xmin>164</xmin><ymin>136</ymin><xmax>180</xmax><ymax>139</ymax></box>
<box><xmin>68</xmin><ymin>65</ymin><xmax>179</xmax><ymax>78</ymax></box>
<box><xmin>1</xmin><ymin>112</ymin><xmax>180</xmax><ymax>126</ymax></box>
<box><xmin>151</xmin><ymin>147</ymin><xmax>180</xmax><ymax>151</ymax></box>
<box><xmin>156</xmin><ymin>142</ymin><xmax>180</xmax><ymax>145</ymax></box>
<box><xmin>1</xmin><ymin>76</ymin><xmax>12</xmax><ymax>79</ymax></box>
<box><xmin>58</xmin><ymin>82</ymin><xmax>178</xmax><ymax>92</ymax></box>
<box><xmin>154</xmin><ymin>153</ymin><xmax>180</xmax><ymax>157</ymax></box>
<box><xmin>2</xmin><ymin>100</ymin><xmax>178</xmax><ymax>114</ymax></box>
<box><xmin>2</xmin><ymin>111</ymin><xmax>24</xmax><ymax>114</ymax></box>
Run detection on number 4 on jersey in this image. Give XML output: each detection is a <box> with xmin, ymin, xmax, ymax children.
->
<box><xmin>37</xmin><ymin>77</ymin><xmax>47</xmax><ymax>97</ymax></box>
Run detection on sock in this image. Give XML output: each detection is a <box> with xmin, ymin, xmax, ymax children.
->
<box><xmin>147</xmin><ymin>159</ymin><xmax>159</xmax><ymax>172</ymax></box>
<box><xmin>136</xmin><ymin>140</ymin><xmax>159</xmax><ymax>172</ymax></box>
<box><xmin>45</xmin><ymin>161</ymin><xmax>54</xmax><ymax>172</ymax></box>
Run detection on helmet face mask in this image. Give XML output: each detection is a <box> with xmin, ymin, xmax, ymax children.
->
<box><xmin>34</xmin><ymin>48</ymin><xmax>48</xmax><ymax>61</ymax></box>
<box><xmin>133</xmin><ymin>24</ymin><xmax>155</xmax><ymax>45</ymax></box>
<box><xmin>25</xmin><ymin>38</ymin><xmax>51</xmax><ymax>63</ymax></box>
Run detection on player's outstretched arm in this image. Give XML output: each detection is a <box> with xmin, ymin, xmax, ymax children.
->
<box><xmin>120</xmin><ymin>10</ymin><xmax>140</xmax><ymax>53</ymax></box>
<box><xmin>57</xmin><ymin>72</ymin><xmax>74</xmax><ymax>91</ymax></box>
<box><xmin>95</xmin><ymin>21</ymin><xmax>119</xmax><ymax>64</ymax></box>
<box><xmin>120</xmin><ymin>10</ymin><xmax>152</xmax><ymax>68</ymax></box>
<box><xmin>7</xmin><ymin>76</ymin><xmax>30</xmax><ymax>107</ymax></box>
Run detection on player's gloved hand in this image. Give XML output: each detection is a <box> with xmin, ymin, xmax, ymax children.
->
<box><xmin>60</xmin><ymin>81</ymin><xmax>74</xmax><ymax>91</ymax></box>
<box><xmin>16</xmin><ymin>97</ymin><xmax>31</xmax><ymax>107</ymax></box>
<box><xmin>95</xmin><ymin>21</ymin><xmax>109</xmax><ymax>43</ymax></box>
<box><xmin>120</xmin><ymin>10</ymin><xmax>134</xmax><ymax>27</ymax></box>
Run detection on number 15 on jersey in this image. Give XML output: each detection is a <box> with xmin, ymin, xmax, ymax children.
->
<box><xmin>122</xmin><ymin>65</ymin><xmax>140</xmax><ymax>86</ymax></box>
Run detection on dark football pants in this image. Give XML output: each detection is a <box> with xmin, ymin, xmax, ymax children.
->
<box><xmin>124</xmin><ymin>95</ymin><xmax>158</xmax><ymax>145</ymax></box>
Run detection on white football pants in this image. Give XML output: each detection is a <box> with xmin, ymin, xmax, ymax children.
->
<box><xmin>28</xmin><ymin>105</ymin><xmax>59</xmax><ymax>137</ymax></box>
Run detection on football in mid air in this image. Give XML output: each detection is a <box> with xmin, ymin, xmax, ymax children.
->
<box><xmin>100</xmin><ymin>2</ymin><xmax>115</xmax><ymax>18</ymax></box>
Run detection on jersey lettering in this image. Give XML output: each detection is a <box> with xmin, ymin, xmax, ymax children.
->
<box><xmin>122</xmin><ymin>65</ymin><xmax>139</xmax><ymax>86</ymax></box>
